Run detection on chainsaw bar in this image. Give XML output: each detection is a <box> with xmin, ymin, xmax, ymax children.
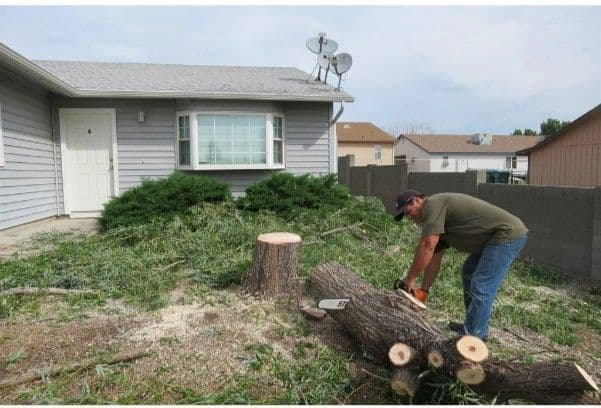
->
<box><xmin>318</xmin><ymin>298</ymin><xmax>350</xmax><ymax>310</ymax></box>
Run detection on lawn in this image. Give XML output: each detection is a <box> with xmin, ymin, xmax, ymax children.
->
<box><xmin>0</xmin><ymin>197</ymin><xmax>599</xmax><ymax>404</ymax></box>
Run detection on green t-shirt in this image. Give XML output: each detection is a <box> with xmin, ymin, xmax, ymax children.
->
<box><xmin>420</xmin><ymin>193</ymin><xmax>528</xmax><ymax>253</ymax></box>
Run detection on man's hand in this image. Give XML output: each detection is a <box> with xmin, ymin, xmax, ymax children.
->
<box><xmin>394</xmin><ymin>277</ymin><xmax>417</xmax><ymax>293</ymax></box>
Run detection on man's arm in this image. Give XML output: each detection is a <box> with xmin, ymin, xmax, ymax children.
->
<box><xmin>402</xmin><ymin>234</ymin><xmax>440</xmax><ymax>290</ymax></box>
<box><xmin>421</xmin><ymin>248</ymin><xmax>445</xmax><ymax>291</ymax></box>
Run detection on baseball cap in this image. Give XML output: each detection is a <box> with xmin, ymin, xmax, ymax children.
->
<box><xmin>394</xmin><ymin>189</ymin><xmax>424</xmax><ymax>220</ymax></box>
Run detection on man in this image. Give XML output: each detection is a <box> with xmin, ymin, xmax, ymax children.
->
<box><xmin>394</xmin><ymin>190</ymin><xmax>528</xmax><ymax>340</ymax></box>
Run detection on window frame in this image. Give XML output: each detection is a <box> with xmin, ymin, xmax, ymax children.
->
<box><xmin>374</xmin><ymin>144</ymin><xmax>382</xmax><ymax>160</ymax></box>
<box><xmin>175</xmin><ymin>110</ymin><xmax>285</xmax><ymax>171</ymax></box>
<box><xmin>505</xmin><ymin>155</ymin><xmax>517</xmax><ymax>169</ymax></box>
<box><xmin>442</xmin><ymin>155</ymin><xmax>449</xmax><ymax>167</ymax></box>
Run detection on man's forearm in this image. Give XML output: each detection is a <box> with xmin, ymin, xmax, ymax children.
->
<box><xmin>421</xmin><ymin>250</ymin><xmax>444</xmax><ymax>291</ymax></box>
<box><xmin>406</xmin><ymin>237</ymin><xmax>438</xmax><ymax>281</ymax></box>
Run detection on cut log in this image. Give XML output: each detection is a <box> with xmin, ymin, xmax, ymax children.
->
<box><xmin>300</xmin><ymin>306</ymin><xmax>327</xmax><ymax>320</ymax></box>
<box><xmin>390</xmin><ymin>366</ymin><xmax>420</xmax><ymax>397</ymax></box>
<box><xmin>0</xmin><ymin>350</ymin><xmax>148</xmax><ymax>389</ymax></box>
<box><xmin>309</xmin><ymin>261</ymin><xmax>599</xmax><ymax>404</ymax></box>
<box><xmin>244</xmin><ymin>232</ymin><xmax>302</xmax><ymax>299</ymax></box>
<box><xmin>388</xmin><ymin>342</ymin><xmax>414</xmax><ymax>366</ymax></box>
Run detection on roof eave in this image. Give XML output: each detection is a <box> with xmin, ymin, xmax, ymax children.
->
<box><xmin>0</xmin><ymin>42</ymin><xmax>79</xmax><ymax>96</ymax></box>
<box><xmin>74</xmin><ymin>89</ymin><xmax>354</xmax><ymax>102</ymax></box>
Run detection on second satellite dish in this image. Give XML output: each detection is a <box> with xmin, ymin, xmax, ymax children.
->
<box><xmin>331</xmin><ymin>53</ymin><xmax>353</xmax><ymax>75</ymax></box>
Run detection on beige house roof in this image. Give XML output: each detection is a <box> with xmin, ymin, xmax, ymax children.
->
<box><xmin>337</xmin><ymin>122</ymin><xmax>396</xmax><ymax>144</ymax></box>
<box><xmin>402</xmin><ymin>134</ymin><xmax>544</xmax><ymax>154</ymax></box>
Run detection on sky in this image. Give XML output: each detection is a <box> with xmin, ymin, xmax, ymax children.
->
<box><xmin>0</xmin><ymin>5</ymin><xmax>599</xmax><ymax>135</ymax></box>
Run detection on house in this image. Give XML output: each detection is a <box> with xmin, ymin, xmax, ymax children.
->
<box><xmin>0</xmin><ymin>42</ymin><xmax>353</xmax><ymax>230</ymax></box>
<box><xmin>516</xmin><ymin>104</ymin><xmax>601</xmax><ymax>187</ymax></box>
<box><xmin>336</xmin><ymin>122</ymin><xmax>395</xmax><ymax>166</ymax></box>
<box><xmin>394</xmin><ymin>133</ymin><xmax>543</xmax><ymax>176</ymax></box>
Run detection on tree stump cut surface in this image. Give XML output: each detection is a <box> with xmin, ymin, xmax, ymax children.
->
<box><xmin>244</xmin><ymin>232</ymin><xmax>301</xmax><ymax>299</ymax></box>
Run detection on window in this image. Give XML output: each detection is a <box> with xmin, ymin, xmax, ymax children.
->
<box><xmin>273</xmin><ymin>116</ymin><xmax>284</xmax><ymax>165</ymax></box>
<box><xmin>0</xmin><ymin>95</ymin><xmax>4</xmax><ymax>167</ymax></box>
<box><xmin>442</xmin><ymin>156</ymin><xmax>449</xmax><ymax>167</ymax></box>
<box><xmin>505</xmin><ymin>156</ymin><xmax>517</xmax><ymax>169</ymax></box>
<box><xmin>176</xmin><ymin>111</ymin><xmax>285</xmax><ymax>170</ymax></box>
<box><xmin>177</xmin><ymin>115</ymin><xmax>190</xmax><ymax>166</ymax></box>
<box><xmin>394</xmin><ymin>155</ymin><xmax>406</xmax><ymax>165</ymax></box>
<box><xmin>375</xmin><ymin>144</ymin><xmax>382</xmax><ymax>160</ymax></box>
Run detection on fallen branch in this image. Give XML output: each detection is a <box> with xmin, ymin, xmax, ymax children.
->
<box><xmin>0</xmin><ymin>350</ymin><xmax>149</xmax><ymax>389</ymax></box>
<box><xmin>159</xmin><ymin>260</ymin><xmax>184</xmax><ymax>272</ymax></box>
<box><xmin>1</xmin><ymin>287</ymin><xmax>96</xmax><ymax>296</ymax></box>
<box><xmin>320</xmin><ymin>222</ymin><xmax>363</xmax><ymax>237</ymax></box>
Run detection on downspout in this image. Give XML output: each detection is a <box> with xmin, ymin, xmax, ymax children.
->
<box><xmin>49</xmin><ymin>94</ymin><xmax>60</xmax><ymax>217</ymax></box>
<box><xmin>327</xmin><ymin>100</ymin><xmax>345</xmax><ymax>127</ymax></box>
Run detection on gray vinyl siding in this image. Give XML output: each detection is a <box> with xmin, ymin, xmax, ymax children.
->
<box><xmin>0</xmin><ymin>66</ymin><xmax>60</xmax><ymax>230</ymax></box>
<box><xmin>52</xmin><ymin>98</ymin><xmax>177</xmax><ymax>193</ymax></box>
<box><xmin>284</xmin><ymin>102</ymin><xmax>331</xmax><ymax>176</ymax></box>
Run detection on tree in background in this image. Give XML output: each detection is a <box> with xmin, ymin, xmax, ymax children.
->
<box><xmin>540</xmin><ymin>118</ymin><xmax>571</xmax><ymax>137</ymax></box>
<box><xmin>511</xmin><ymin>128</ymin><xmax>537</xmax><ymax>136</ymax></box>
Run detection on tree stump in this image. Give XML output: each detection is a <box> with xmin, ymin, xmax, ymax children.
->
<box><xmin>244</xmin><ymin>232</ymin><xmax>302</xmax><ymax>299</ymax></box>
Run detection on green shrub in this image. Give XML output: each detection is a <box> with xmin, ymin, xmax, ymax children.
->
<box><xmin>237</xmin><ymin>173</ymin><xmax>349</xmax><ymax>216</ymax></box>
<box><xmin>99</xmin><ymin>172</ymin><xmax>231</xmax><ymax>231</ymax></box>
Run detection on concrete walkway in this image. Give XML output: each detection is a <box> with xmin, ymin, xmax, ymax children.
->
<box><xmin>0</xmin><ymin>217</ymin><xmax>99</xmax><ymax>257</ymax></box>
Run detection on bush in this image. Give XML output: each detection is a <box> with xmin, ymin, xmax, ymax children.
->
<box><xmin>99</xmin><ymin>172</ymin><xmax>231</xmax><ymax>231</ymax></box>
<box><xmin>236</xmin><ymin>172</ymin><xmax>349</xmax><ymax>216</ymax></box>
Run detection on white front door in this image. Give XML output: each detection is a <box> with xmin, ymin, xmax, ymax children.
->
<box><xmin>61</xmin><ymin>110</ymin><xmax>116</xmax><ymax>215</ymax></box>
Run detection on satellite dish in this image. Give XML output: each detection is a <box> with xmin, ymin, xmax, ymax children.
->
<box><xmin>306</xmin><ymin>35</ymin><xmax>339</xmax><ymax>54</ymax></box>
<box><xmin>330</xmin><ymin>52</ymin><xmax>353</xmax><ymax>90</ymax></box>
<box><xmin>317</xmin><ymin>52</ymin><xmax>332</xmax><ymax>69</ymax></box>
<box><xmin>331</xmin><ymin>53</ymin><xmax>353</xmax><ymax>75</ymax></box>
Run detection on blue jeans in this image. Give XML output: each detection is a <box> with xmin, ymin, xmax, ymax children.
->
<box><xmin>461</xmin><ymin>236</ymin><xmax>527</xmax><ymax>339</ymax></box>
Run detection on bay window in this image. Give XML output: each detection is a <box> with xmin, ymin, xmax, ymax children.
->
<box><xmin>176</xmin><ymin>111</ymin><xmax>285</xmax><ymax>170</ymax></box>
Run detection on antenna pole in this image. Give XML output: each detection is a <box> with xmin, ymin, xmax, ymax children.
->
<box><xmin>316</xmin><ymin>34</ymin><xmax>324</xmax><ymax>81</ymax></box>
<box><xmin>336</xmin><ymin>74</ymin><xmax>342</xmax><ymax>91</ymax></box>
<box><xmin>324</xmin><ymin>61</ymin><xmax>330</xmax><ymax>84</ymax></box>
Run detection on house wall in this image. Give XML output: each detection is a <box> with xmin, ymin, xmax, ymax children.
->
<box><xmin>337</xmin><ymin>142</ymin><xmax>394</xmax><ymax>166</ymax></box>
<box><xmin>429</xmin><ymin>153</ymin><xmax>529</xmax><ymax>176</ymax></box>
<box><xmin>52</xmin><ymin>98</ymin><xmax>333</xmax><ymax>197</ymax></box>
<box><xmin>528</xmin><ymin>114</ymin><xmax>601</xmax><ymax>186</ymax></box>
<box><xmin>394</xmin><ymin>137</ymin><xmax>430</xmax><ymax>172</ymax></box>
<box><xmin>0</xmin><ymin>66</ymin><xmax>60</xmax><ymax>230</ymax></box>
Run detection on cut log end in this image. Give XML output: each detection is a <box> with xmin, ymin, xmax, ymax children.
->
<box><xmin>456</xmin><ymin>335</ymin><xmax>489</xmax><ymax>362</ymax></box>
<box><xmin>257</xmin><ymin>232</ymin><xmax>301</xmax><ymax>244</ymax></box>
<box><xmin>389</xmin><ymin>342</ymin><xmax>413</xmax><ymax>366</ymax></box>
<box><xmin>396</xmin><ymin>288</ymin><xmax>427</xmax><ymax>310</ymax></box>
<box><xmin>427</xmin><ymin>351</ymin><xmax>444</xmax><ymax>368</ymax></box>
<box><xmin>575</xmin><ymin>363</ymin><xmax>599</xmax><ymax>392</ymax></box>
<box><xmin>456</xmin><ymin>364</ymin><xmax>486</xmax><ymax>385</ymax></box>
<box><xmin>390</xmin><ymin>367</ymin><xmax>419</xmax><ymax>397</ymax></box>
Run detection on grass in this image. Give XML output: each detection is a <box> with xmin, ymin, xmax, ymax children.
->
<box><xmin>1</xmin><ymin>196</ymin><xmax>600</xmax><ymax>404</ymax></box>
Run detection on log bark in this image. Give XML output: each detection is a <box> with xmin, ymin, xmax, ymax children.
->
<box><xmin>309</xmin><ymin>261</ymin><xmax>599</xmax><ymax>404</ymax></box>
<box><xmin>244</xmin><ymin>232</ymin><xmax>301</xmax><ymax>299</ymax></box>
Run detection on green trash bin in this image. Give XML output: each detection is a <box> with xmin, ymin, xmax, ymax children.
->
<box><xmin>497</xmin><ymin>171</ymin><xmax>510</xmax><ymax>184</ymax></box>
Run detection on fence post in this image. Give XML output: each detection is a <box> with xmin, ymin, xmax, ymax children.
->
<box><xmin>366</xmin><ymin>165</ymin><xmax>374</xmax><ymax>196</ymax></box>
<box><xmin>591</xmin><ymin>186</ymin><xmax>601</xmax><ymax>282</ymax></box>
<box><xmin>464</xmin><ymin>170</ymin><xmax>486</xmax><ymax>197</ymax></box>
<box><xmin>337</xmin><ymin>155</ymin><xmax>352</xmax><ymax>187</ymax></box>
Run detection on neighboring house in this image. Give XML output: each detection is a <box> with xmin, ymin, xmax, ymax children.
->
<box><xmin>336</xmin><ymin>122</ymin><xmax>395</xmax><ymax>166</ymax></box>
<box><xmin>516</xmin><ymin>104</ymin><xmax>601</xmax><ymax>187</ymax></box>
<box><xmin>0</xmin><ymin>42</ymin><xmax>353</xmax><ymax>230</ymax></box>
<box><xmin>394</xmin><ymin>133</ymin><xmax>543</xmax><ymax>176</ymax></box>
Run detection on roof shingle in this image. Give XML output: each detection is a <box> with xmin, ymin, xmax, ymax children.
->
<box><xmin>402</xmin><ymin>134</ymin><xmax>544</xmax><ymax>154</ymax></box>
<box><xmin>337</xmin><ymin>122</ymin><xmax>396</xmax><ymax>144</ymax></box>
